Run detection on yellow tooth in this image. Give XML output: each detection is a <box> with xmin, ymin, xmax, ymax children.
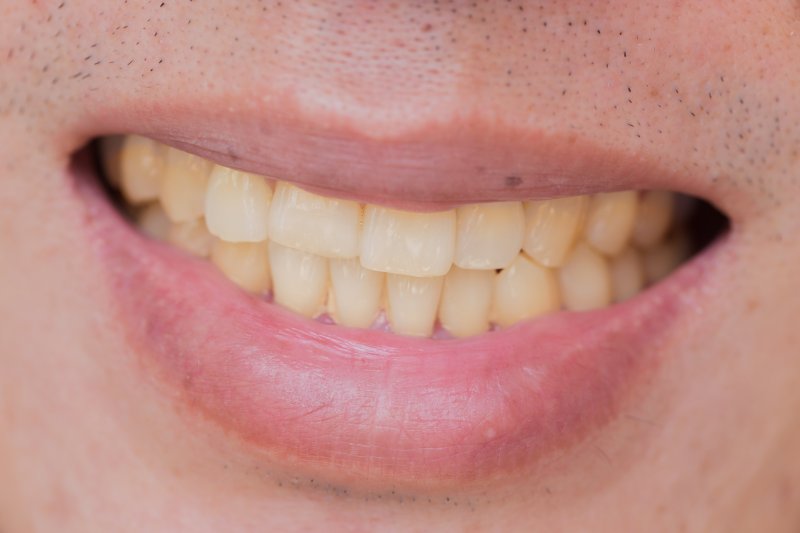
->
<box><xmin>205</xmin><ymin>165</ymin><xmax>272</xmax><ymax>243</ymax></box>
<box><xmin>119</xmin><ymin>135</ymin><xmax>166</xmax><ymax>204</ymax></box>
<box><xmin>135</xmin><ymin>203</ymin><xmax>170</xmax><ymax>241</ymax></box>
<box><xmin>328</xmin><ymin>258</ymin><xmax>384</xmax><ymax>328</ymax></box>
<box><xmin>269</xmin><ymin>242</ymin><xmax>328</xmax><ymax>318</ymax></box>
<box><xmin>211</xmin><ymin>240</ymin><xmax>271</xmax><ymax>294</ymax></box>
<box><xmin>632</xmin><ymin>191</ymin><xmax>674</xmax><ymax>248</ymax></box>
<box><xmin>584</xmin><ymin>191</ymin><xmax>638</xmax><ymax>256</ymax></box>
<box><xmin>522</xmin><ymin>196</ymin><xmax>588</xmax><ymax>268</ymax></box>
<box><xmin>454</xmin><ymin>202</ymin><xmax>525</xmax><ymax>269</ymax></box>
<box><xmin>439</xmin><ymin>267</ymin><xmax>494</xmax><ymax>337</ymax></box>
<box><xmin>558</xmin><ymin>243</ymin><xmax>612</xmax><ymax>311</ymax></box>
<box><xmin>99</xmin><ymin>135</ymin><xmax>125</xmax><ymax>188</ymax></box>
<box><xmin>386</xmin><ymin>274</ymin><xmax>444</xmax><ymax>337</ymax></box>
<box><xmin>360</xmin><ymin>206</ymin><xmax>456</xmax><ymax>277</ymax></box>
<box><xmin>159</xmin><ymin>147</ymin><xmax>213</xmax><ymax>223</ymax></box>
<box><xmin>167</xmin><ymin>218</ymin><xmax>214</xmax><ymax>257</ymax></box>
<box><xmin>610</xmin><ymin>247</ymin><xmax>645</xmax><ymax>302</ymax></box>
<box><xmin>491</xmin><ymin>255</ymin><xmax>561</xmax><ymax>328</ymax></box>
<box><xmin>268</xmin><ymin>182</ymin><xmax>362</xmax><ymax>258</ymax></box>
<box><xmin>643</xmin><ymin>233</ymin><xmax>690</xmax><ymax>283</ymax></box>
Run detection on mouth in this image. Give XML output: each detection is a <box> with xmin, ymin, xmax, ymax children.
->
<box><xmin>72</xmin><ymin>123</ymin><xmax>729</xmax><ymax>490</ymax></box>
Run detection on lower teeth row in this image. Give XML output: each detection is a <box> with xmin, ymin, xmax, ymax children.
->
<box><xmin>102</xmin><ymin>135</ymin><xmax>691</xmax><ymax>338</ymax></box>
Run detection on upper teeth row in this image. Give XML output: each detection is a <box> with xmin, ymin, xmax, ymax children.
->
<box><xmin>102</xmin><ymin>135</ymin><xmax>684</xmax><ymax>337</ymax></box>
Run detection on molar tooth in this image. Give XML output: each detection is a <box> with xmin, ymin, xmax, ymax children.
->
<box><xmin>205</xmin><ymin>165</ymin><xmax>272</xmax><ymax>242</ymax></box>
<box><xmin>269</xmin><ymin>242</ymin><xmax>328</xmax><ymax>318</ymax></box>
<box><xmin>491</xmin><ymin>255</ymin><xmax>561</xmax><ymax>328</ymax></box>
<box><xmin>119</xmin><ymin>135</ymin><xmax>166</xmax><ymax>204</ymax></box>
<box><xmin>386</xmin><ymin>274</ymin><xmax>444</xmax><ymax>337</ymax></box>
<box><xmin>160</xmin><ymin>147</ymin><xmax>213</xmax><ymax>222</ymax></box>
<box><xmin>643</xmin><ymin>233</ymin><xmax>690</xmax><ymax>283</ymax></box>
<box><xmin>360</xmin><ymin>206</ymin><xmax>456</xmax><ymax>277</ymax></box>
<box><xmin>632</xmin><ymin>191</ymin><xmax>674</xmax><ymax>248</ymax></box>
<box><xmin>135</xmin><ymin>203</ymin><xmax>170</xmax><ymax>241</ymax></box>
<box><xmin>454</xmin><ymin>202</ymin><xmax>525</xmax><ymax>269</ymax></box>
<box><xmin>328</xmin><ymin>258</ymin><xmax>384</xmax><ymax>328</ymax></box>
<box><xmin>584</xmin><ymin>191</ymin><xmax>638</xmax><ymax>256</ymax></box>
<box><xmin>167</xmin><ymin>218</ymin><xmax>214</xmax><ymax>257</ymax></box>
<box><xmin>558</xmin><ymin>243</ymin><xmax>612</xmax><ymax>311</ymax></box>
<box><xmin>439</xmin><ymin>267</ymin><xmax>494</xmax><ymax>337</ymax></box>
<box><xmin>211</xmin><ymin>240</ymin><xmax>271</xmax><ymax>294</ymax></box>
<box><xmin>523</xmin><ymin>196</ymin><xmax>588</xmax><ymax>267</ymax></box>
<box><xmin>269</xmin><ymin>182</ymin><xmax>361</xmax><ymax>258</ymax></box>
<box><xmin>610</xmin><ymin>247</ymin><xmax>645</xmax><ymax>302</ymax></box>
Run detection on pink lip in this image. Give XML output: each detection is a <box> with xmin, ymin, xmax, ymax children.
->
<box><xmin>74</xmin><ymin>150</ymin><xmax>727</xmax><ymax>488</ymax></box>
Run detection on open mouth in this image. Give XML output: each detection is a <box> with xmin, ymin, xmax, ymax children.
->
<box><xmin>74</xmin><ymin>129</ymin><xmax>728</xmax><ymax>490</ymax></box>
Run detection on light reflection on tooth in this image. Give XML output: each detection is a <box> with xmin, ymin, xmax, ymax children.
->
<box><xmin>160</xmin><ymin>147</ymin><xmax>213</xmax><ymax>223</ymax></box>
<box><xmin>328</xmin><ymin>258</ymin><xmax>384</xmax><ymax>328</ymax></box>
<box><xmin>167</xmin><ymin>219</ymin><xmax>214</xmax><ymax>258</ymax></box>
<box><xmin>211</xmin><ymin>240</ymin><xmax>271</xmax><ymax>294</ymax></box>
<box><xmin>584</xmin><ymin>191</ymin><xmax>638</xmax><ymax>256</ymax></box>
<box><xmin>205</xmin><ymin>166</ymin><xmax>272</xmax><ymax>243</ymax></box>
<box><xmin>643</xmin><ymin>233</ymin><xmax>690</xmax><ymax>284</ymax></box>
<box><xmin>439</xmin><ymin>267</ymin><xmax>494</xmax><ymax>337</ymax></box>
<box><xmin>558</xmin><ymin>243</ymin><xmax>612</xmax><ymax>311</ymax></box>
<box><xmin>454</xmin><ymin>202</ymin><xmax>525</xmax><ymax>269</ymax></box>
<box><xmin>269</xmin><ymin>182</ymin><xmax>362</xmax><ymax>258</ymax></box>
<box><xmin>136</xmin><ymin>203</ymin><xmax>171</xmax><ymax>241</ymax></box>
<box><xmin>610</xmin><ymin>247</ymin><xmax>645</xmax><ymax>302</ymax></box>
<box><xmin>523</xmin><ymin>196</ymin><xmax>588</xmax><ymax>267</ymax></box>
<box><xmin>632</xmin><ymin>191</ymin><xmax>674</xmax><ymax>248</ymax></box>
<box><xmin>269</xmin><ymin>242</ymin><xmax>328</xmax><ymax>318</ymax></box>
<box><xmin>386</xmin><ymin>274</ymin><xmax>444</xmax><ymax>337</ymax></box>
<box><xmin>360</xmin><ymin>206</ymin><xmax>456</xmax><ymax>277</ymax></box>
<box><xmin>120</xmin><ymin>135</ymin><xmax>166</xmax><ymax>204</ymax></box>
<box><xmin>492</xmin><ymin>255</ymin><xmax>560</xmax><ymax>327</ymax></box>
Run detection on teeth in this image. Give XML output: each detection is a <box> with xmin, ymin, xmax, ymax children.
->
<box><xmin>491</xmin><ymin>255</ymin><xmax>561</xmax><ymax>327</ymax></box>
<box><xmin>159</xmin><ymin>148</ymin><xmax>213</xmax><ymax>223</ymax></box>
<box><xmin>269</xmin><ymin>183</ymin><xmax>362</xmax><ymax>258</ymax></box>
<box><xmin>119</xmin><ymin>135</ymin><xmax>166</xmax><ymax>204</ymax></box>
<box><xmin>386</xmin><ymin>274</ymin><xmax>444</xmax><ymax>337</ymax></box>
<box><xmin>558</xmin><ymin>243</ymin><xmax>612</xmax><ymax>311</ymax></box>
<box><xmin>328</xmin><ymin>258</ymin><xmax>384</xmax><ymax>328</ymax></box>
<box><xmin>523</xmin><ymin>196</ymin><xmax>588</xmax><ymax>267</ymax></box>
<box><xmin>205</xmin><ymin>165</ymin><xmax>272</xmax><ymax>243</ymax></box>
<box><xmin>643</xmin><ymin>233</ymin><xmax>690</xmax><ymax>284</ymax></box>
<box><xmin>136</xmin><ymin>203</ymin><xmax>171</xmax><ymax>241</ymax></box>
<box><xmin>454</xmin><ymin>202</ymin><xmax>525</xmax><ymax>269</ymax></box>
<box><xmin>211</xmin><ymin>240</ymin><xmax>271</xmax><ymax>294</ymax></box>
<box><xmin>269</xmin><ymin>242</ymin><xmax>328</xmax><ymax>318</ymax></box>
<box><xmin>360</xmin><ymin>206</ymin><xmax>456</xmax><ymax>277</ymax></box>
<box><xmin>99</xmin><ymin>136</ymin><xmax>125</xmax><ymax>188</ymax></box>
<box><xmin>584</xmin><ymin>191</ymin><xmax>638</xmax><ymax>256</ymax></box>
<box><xmin>632</xmin><ymin>191</ymin><xmax>674</xmax><ymax>248</ymax></box>
<box><xmin>167</xmin><ymin>219</ymin><xmax>214</xmax><ymax>257</ymax></box>
<box><xmin>610</xmin><ymin>247</ymin><xmax>645</xmax><ymax>302</ymax></box>
<box><xmin>439</xmin><ymin>267</ymin><xmax>495</xmax><ymax>337</ymax></box>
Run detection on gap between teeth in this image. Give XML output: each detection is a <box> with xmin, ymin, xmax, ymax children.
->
<box><xmin>102</xmin><ymin>135</ymin><xmax>690</xmax><ymax>338</ymax></box>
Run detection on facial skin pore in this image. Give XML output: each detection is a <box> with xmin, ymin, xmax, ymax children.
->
<box><xmin>1</xmin><ymin>1</ymin><xmax>799</xmax><ymax>531</ymax></box>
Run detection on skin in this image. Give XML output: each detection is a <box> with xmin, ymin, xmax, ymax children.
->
<box><xmin>1</xmin><ymin>0</ymin><xmax>799</xmax><ymax>531</ymax></box>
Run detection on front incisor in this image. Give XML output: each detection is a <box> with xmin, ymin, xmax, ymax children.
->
<box><xmin>268</xmin><ymin>242</ymin><xmax>328</xmax><ymax>318</ymax></box>
<box><xmin>328</xmin><ymin>258</ymin><xmax>384</xmax><ymax>328</ymax></box>
<box><xmin>386</xmin><ymin>274</ymin><xmax>444</xmax><ymax>337</ymax></box>
<box><xmin>439</xmin><ymin>267</ymin><xmax>495</xmax><ymax>337</ymax></box>
<box><xmin>205</xmin><ymin>166</ymin><xmax>272</xmax><ymax>243</ymax></box>
<box><xmin>454</xmin><ymin>202</ymin><xmax>525</xmax><ymax>270</ymax></box>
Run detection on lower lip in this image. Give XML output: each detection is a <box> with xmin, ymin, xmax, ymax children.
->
<box><xmin>75</xmin><ymin>158</ymin><xmax>724</xmax><ymax>489</ymax></box>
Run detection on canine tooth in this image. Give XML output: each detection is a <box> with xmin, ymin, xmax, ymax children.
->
<box><xmin>439</xmin><ymin>267</ymin><xmax>494</xmax><ymax>337</ymax></box>
<box><xmin>584</xmin><ymin>191</ymin><xmax>638</xmax><ymax>256</ymax></box>
<box><xmin>492</xmin><ymin>255</ymin><xmax>560</xmax><ymax>328</ymax></box>
<box><xmin>454</xmin><ymin>202</ymin><xmax>524</xmax><ymax>270</ymax></box>
<box><xmin>211</xmin><ymin>240</ymin><xmax>271</xmax><ymax>294</ymax></box>
<box><xmin>360</xmin><ymin>206</ymin><xmax>456</xmax><ymax>277</ymax></box>
<box><xmin>205</xmin><ymin>165</ymin><xmax>272</xmax><ymax>243</ymax></box>
<box><xmin>643</xmin><ymin>233</ymin><xmax>690</xmax><ymax>283</ymax></box>
<box><xmin>136</xmin><ymin>203</ymin><xmax>171</xmax><ymax>241</ymax></box>
<box><xmin>160</xmin><ymin>148</ymin><xmax>213</xmax><ymax>222</ymax></box>
<box><xmin>269</xmin><ymin>242</ymin><xmax>328</xmax><ymax>318</ymax></box>
<box><xmin>167</xmin><ymin>219</ymin><xmax>214</xmax><ymax>257</ymax></box>
<box><xmin>558</xmin><ymin>243</ymin><xmax>612</xmax><ymax>311</ymax></box>
<box><xmin>610</xmin><ymin>247</ymin><xmax>645</xmax><ymax>302</ymax></box>
<box><xmin>523</xmin><ymin>196</ymin><xmax>588</xmax><ymax>267</ymax></box>
<box><xmin>632</xmin><ymin>191</ymin><xmax>674</xmax><ymax>248</ymax></box>
<box><xmin>328</xmin><ymin>258</ymin><xmax>384</xmax><ymax>328</ymax></box>
<box><xmin>119</xmin><ymin>135</ymin><xmax>166</xmax><ymax>204</ymax></box>
<box><xmin>269</xmin><ymin>182</ymin><xmax>361</xmax><ymax>258</ymax></box>
<box><xmin>386</xmin><ymin>274</ymin><xmax>444</xmax><ymax>337</ymax></box>
<box><xmin>99</xmin><ymin>136</ymin><xmax>124</xmax><ymax>188</ymax></box>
